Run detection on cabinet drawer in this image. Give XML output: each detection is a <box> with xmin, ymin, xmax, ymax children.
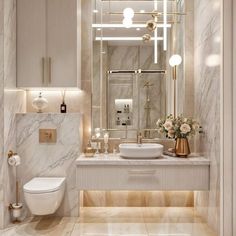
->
<box><xmin>77</xmin><ymin>166</ymin><xmax>163</xmax><ymax>190</ymax></box>
<box><xmin>164</xmin><ymin>166</ymin><xmax>209</xmax><ymax>190</ymax></box>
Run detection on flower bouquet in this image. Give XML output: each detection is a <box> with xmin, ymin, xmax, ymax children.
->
<box><xmin>156</xmin><ymin>114</ymin><xmax>200</xmax><ymax>157</ymax></box>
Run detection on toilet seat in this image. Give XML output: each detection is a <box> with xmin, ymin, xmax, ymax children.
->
<box><xmin>23</xmin><ymin>177</ymin><xmax>66</xmax><ymax>194</ymax></box>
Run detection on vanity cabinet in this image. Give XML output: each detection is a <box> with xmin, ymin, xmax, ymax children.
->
<box><xmin>77</xmin><ymin>165</ymin><xmax>210</xmax><ymax>191</ymax></box>
<box><xmin>17</xmin><ymin>0</ymin><xmax>81</xmax><ymax>88</ymax></box>
<box><xmin>76</xmin><ymin>154</ymin><xmax>210</xmax><ymax>215</ymax></box>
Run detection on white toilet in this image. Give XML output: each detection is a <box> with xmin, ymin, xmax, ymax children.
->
<box><xmin>23</xmin><ymin>177</ymin><xmax>66</xmax><ymax>215</ymax></box>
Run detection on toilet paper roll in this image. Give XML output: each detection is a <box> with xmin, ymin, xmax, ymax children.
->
<box><xmin>8</xmin><ymin>155</ymin><xmax>21</xmax><ymax>166</ymax></box>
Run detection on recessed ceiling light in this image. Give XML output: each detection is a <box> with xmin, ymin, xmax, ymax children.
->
<box><xmin>136</xmin><ymin>28</ymin><xmax>140</xmax><ymax>31</ymax></box>
<box><xmin>140</xmin><ymin>10</ymin><xmax>145</xmax><ymax>13</ymax></box>
<box><xmin>97</xmin><ymin>28</ymin><xmax>101</xmax><ymax>31</ymax></box>
<box><xmin>93</xmin><ymin>9</ymin><xmax>98</xmax><ymax>13</ymax></box>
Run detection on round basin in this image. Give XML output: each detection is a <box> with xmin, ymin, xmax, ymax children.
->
<box><xmin>119</xmin><ymin>143</ymin><xmax>164</xmax><ymax>159</ymax></box>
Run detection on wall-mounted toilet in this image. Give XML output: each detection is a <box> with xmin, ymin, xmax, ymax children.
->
<box><xmin>23</xmin><ymin>177</ymin><xmax>66</xmax><ymax>215</ymax></box>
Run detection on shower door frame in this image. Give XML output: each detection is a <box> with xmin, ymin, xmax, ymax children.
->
<box><xmin>105</xmin><ymin>70</ymin><xmax>167</xmax><ymax>138</ymax></box>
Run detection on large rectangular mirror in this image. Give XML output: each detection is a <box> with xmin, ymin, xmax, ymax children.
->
<box><xmin>91</xmin><ymin>0</ymin><xmax>186</xmax><ymax>139</ymax></box>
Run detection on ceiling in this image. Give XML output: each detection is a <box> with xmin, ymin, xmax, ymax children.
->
<box><xmin>92</xmin><ymin>0</ymin><xmax>182</xmax><ymax>45</ymax></box>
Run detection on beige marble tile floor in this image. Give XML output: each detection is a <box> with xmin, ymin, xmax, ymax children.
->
<box><xmin>0</xmin><ymin>207</ymin><xmax>217</xmax><ymax>236</ymax></box>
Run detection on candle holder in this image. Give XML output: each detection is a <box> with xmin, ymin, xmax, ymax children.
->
<box><xmin>95</xmin><ymin>142</ymin><xmax>100</xmax><ymax>154</ymax></box>
<box><xmin>104</xmin><ymin>143</ymin><xmax>109</xmax><ymax>154</ymax></box>
<box><xmin>94</xmin><ymin>128</ymin><xmax>101</xmax><ymax>154</ymax></box>
<box><xmin>103</xmin><ymin>132</ymin><xmax>109</xmax><ymax>154</ymax></box>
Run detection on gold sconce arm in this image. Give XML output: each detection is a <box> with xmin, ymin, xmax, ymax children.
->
<box><xmin>169</xmin><ymin>55</ymin><xmax>182</xmax><ymax>118</ymax></box>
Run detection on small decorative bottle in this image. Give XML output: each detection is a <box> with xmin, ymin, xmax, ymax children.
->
<box><xmin>127</xmin><ymin>104</ymin><xmax>130</xmax><ymax>113</ymax></box>
<box><xmin>60</xmin><ymin>90</ymin><xmax>67</xmax><ymax>113</ymax></box>
<box><xmin>124</xmin><ymin>105</ymin><xmax>127</xmax><ymax>113</ymax></box>
<box><xmin>126</xmin><ymin>116</ymin><xmax>131</xmax><ymax>125</ymax></box>
<box><xmin>116</xmin><ymin>117</ymin><xmax>120</xmax><ymax>125</ymax></box>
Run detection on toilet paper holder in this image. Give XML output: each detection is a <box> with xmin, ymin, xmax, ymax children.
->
<box><xmin>8</xmin><ymin>150</ymin><xmax>23</xmax><ymax>223</ymax></box>
<box><xmin>8</xmin><ymin>150</ymin><xmax>17</xmax><ymax>158</ymax></box>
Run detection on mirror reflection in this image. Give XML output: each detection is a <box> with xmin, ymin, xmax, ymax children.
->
<box><xmin>92</xmin><ymin>0</ymin><xmax>185</xmax><ymax>139</ymax></box>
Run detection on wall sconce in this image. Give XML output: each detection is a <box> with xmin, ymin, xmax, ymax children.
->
<box><xmin>169</xmin><ymin>54</ymin><xmax>182</xmax><ymax>118</ymax></box>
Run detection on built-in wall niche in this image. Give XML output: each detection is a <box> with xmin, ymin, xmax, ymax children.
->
<box><xmin>115</xmin><ymin>99</ymin><xmax>133</xmax><ymax>126</ymax></box>
<box><xmin>26</xmin><ymin>90</ymin><xmax>84</xmax><ymax>113</ymax></box>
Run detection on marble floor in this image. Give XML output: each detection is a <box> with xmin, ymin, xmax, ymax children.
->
<box><xmin>0</xmin><ymin>207</ymin><xmax>217</xmax><ymax>236</ymax></box>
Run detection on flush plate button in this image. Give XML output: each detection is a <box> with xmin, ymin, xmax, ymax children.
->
<box><xmin>39</xmin><ymin>129</ymin><xmax>57</xmax><ymax>143</ymax></box>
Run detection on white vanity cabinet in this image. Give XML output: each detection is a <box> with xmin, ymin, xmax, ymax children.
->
<box><xmin>76</xmin><ymin>154</ymin><xmax>210</xmax><ymax>214</ymax></box>
<box><xmin>76</xmin><ymin>156</ymin><xmax>210</xmax><ymax>191</ymax></box>
<box><xmin>17</xmin><ymin>0</ymin><xmax>80</xmax><ymax>88</ymax></box>
<box><xmin>77</xmin><ymin>165</ymin><xmax>209</xmax><ymax>191</ymax></box>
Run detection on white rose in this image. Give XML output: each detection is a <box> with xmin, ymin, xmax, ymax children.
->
<box><xmin>163</xmin><ymin>120</ymin><xmax>173</xmax><ymax>131</ymax></box>
<box><xmin>180</xmin><ymin>123</ymin><xmax>191</xmax><ymax>134</ymax></box>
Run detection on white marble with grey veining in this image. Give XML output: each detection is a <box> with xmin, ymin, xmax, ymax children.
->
<box><xmin>0</xmin><ymin>0</ymin><xmax>26</xmax><ymax>229</ymax></box>
<box><xmin>0</xmin><ymin>0</ymin><xmax>4</xmax><ymax>229</ymax></box>
<box><xmin>15</xmin><ymin>113</ymin><xmax>82</xmax><ymax>218</ymax></box>
<box><xmin>193</xmin><ymin>0</ymin><xmax>221</xmax><ymax>234</ymax></box>
<box><xmin>76</xmin><ymin>153</ymin><xmax>210</xmax><ymax>166</ymax></box>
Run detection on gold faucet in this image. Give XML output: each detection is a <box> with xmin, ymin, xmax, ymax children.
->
<box><xmin>137</xmin><ymin>132</ymin><xmax>143</xmax><ymax>145</ymax></box>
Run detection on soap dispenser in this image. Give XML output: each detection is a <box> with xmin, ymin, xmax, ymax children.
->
<box><xmin>127</xmin><ymin>104</ymin><xmax>130</xmax><ymax>113</ymax></box>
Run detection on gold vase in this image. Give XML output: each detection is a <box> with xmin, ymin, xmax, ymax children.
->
<box><xmin>175</xmin><ymin>138</ymin><xmax>190</xmax><ymax>157</ymax></box>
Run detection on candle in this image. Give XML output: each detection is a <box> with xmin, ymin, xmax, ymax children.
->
<box><xmin>95</xmin><ymin>128</ymin><xmax>101</xmax><ymax>139</ymax></box>
<box><xmin>104</xmin><ymin>133</ymin><xmax>109</xmax><ymax>144</ymax></box>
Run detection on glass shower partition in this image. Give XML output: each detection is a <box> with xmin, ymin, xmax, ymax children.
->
<box><xmin>106</xmin><ymin>70</ymin><xmax>166</xmax><ymax>139</ymax></box>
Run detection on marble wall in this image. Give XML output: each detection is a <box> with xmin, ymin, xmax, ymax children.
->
<box><xmin>193</xmin><ymin>0</ymin><xmax>221</xmax><ymax>235</ymax></box>
<box><xmin>0</xmin><ymin>0</ymin><xmax>4</xmax><ymax>228</ymax></box>
<box><xmin>16</xmin><ymin>113</ymin><xmax>82</xmax><ymax>217</ymax></box>
<box><xmin>0</xmin><ymin>0</ymin><xmax>26</xmax><ymax>229</ymax></box>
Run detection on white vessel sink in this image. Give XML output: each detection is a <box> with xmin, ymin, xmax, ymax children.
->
<box><xmin>119</xmin><ymin>143</ymin><xmax>164</xmax><ymax>159</ymax></box>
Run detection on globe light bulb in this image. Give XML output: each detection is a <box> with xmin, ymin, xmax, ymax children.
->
<box><xmin>122</xmin><ymin>18</ymin><xmax>133</xmax><ymax>28</ymax></box>
<box><xmin>123</xmin><ymin>8</ymin><xmax>134</xmax><ymax>19</ymax></box>
<box><xmin>169</xmin><ymin>54</ymin><xmax>182</xmax><ymax>67</ymax></box>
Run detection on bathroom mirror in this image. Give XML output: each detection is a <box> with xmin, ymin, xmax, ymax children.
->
<box><xmin>91</xmin><ymin>0</ymin><xmax>187</xmax><ymax>139</ymax></box>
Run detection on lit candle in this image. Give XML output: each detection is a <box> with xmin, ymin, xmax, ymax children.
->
<box><xmin>104</xmin><ymin>133</ymin><xmax>109</xmax><ymax>144</ymax></box>
<box><xmin>95</xmin><ymin>128</ymin><xmax>101</xmax><ymax>139</ymax></box>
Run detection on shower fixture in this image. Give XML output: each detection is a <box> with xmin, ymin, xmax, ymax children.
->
<box><xmin>143</xmin><ymin>81</ymin><xmax>154</xmax><ymax>138</ymax></box>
